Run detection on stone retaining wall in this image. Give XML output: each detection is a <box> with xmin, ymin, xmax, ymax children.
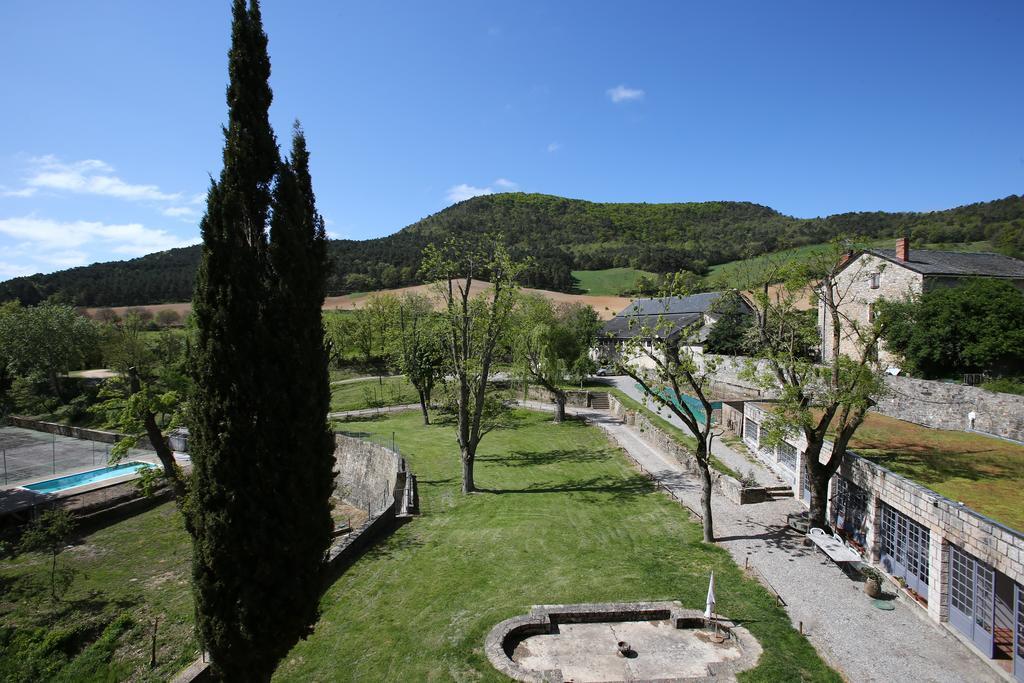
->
<box><xmin>606</xmin><ymin>395</ymin><xmax>768</xmax><ymax>505</ymax></box>
<box><xmin>874</xmin><ymin>375</ymin><xmax>1024</xmax><ymax>443</ymax></box>
<box><xmin>7</xmin><ymin>416</ymin><xmax>125</xmax><ymax>444</ymax></box>
<box><xmin>522</xmin><ymin>385</ymin><xmax>592</xmax><ymax>407</ymax></box>
<box><xmin>702</xmin><ymin>355</ymin><xmax>1024</xmax><ymax>443</ymax></box>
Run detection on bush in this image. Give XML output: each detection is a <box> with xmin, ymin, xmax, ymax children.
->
<box><xmin>981</xmin><ymin>378</ymin><xmax>1024</xmax><ymax>396</ymax></box>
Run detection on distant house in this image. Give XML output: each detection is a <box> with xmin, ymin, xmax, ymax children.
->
<box><xmin>819</xmin><ymin>238</ymin><xmax>1024</xmax><ymax>367</ymax></box>
<box><xmin>597</xmin><ymin>291</ymin><xmax>751</xmax><ymax>370</ymax></box>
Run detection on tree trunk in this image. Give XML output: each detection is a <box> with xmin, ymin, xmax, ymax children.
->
<box><xmin>49</xmin><ymin>370</ymin><xmax>65</xmax><ymax>403</ymax></box>
<box><xmin>696</xmin><ymin>443</ymin><xmax>715</xmax><ymax>543</ymax></box>
<box><xmin>807</xmin><ymin>466</ymin><xmax>831</xmax><ymax>530</ymax></box>
<box><xmin>553</xmin><ymin>395</ymin><xmax>565</xmax><ymax>423</ymax></box>
<box><xmin>418</xmin><ymin>389</ymin><xmax>430</xmax><ymax>426</ymax></box>
<box><xmin>461</xmin><ymin>447</ymin><xmax>475</xmax><ymax>493</ymax></box>
<box><xmin>142</xmin><ymin>412</ymin><xmax>187</xmax><ymax>498</ymax></box>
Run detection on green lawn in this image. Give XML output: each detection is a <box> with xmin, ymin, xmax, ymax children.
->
<box><xmin>0</xmin><ymin>503</ymin><xmax>197</xmax><ymax>682</ymax></box>
<box><xmin>845</xmin><ymin>412</ymin><xmax>1024</xmax><ymax>531</ymax></box>
<box><xmin>278</xmin><ymin>410</ymin><xmax>836</xmax><ymax>681</ymax></box>
<box><xmin>329</xmin><ymin>375</ymin><xmax>417</xmax><ymax>412</ymax></box>
<box><xmin>571</xmin><ymin>267</ymin><xmax>655</xmax><ymax>295</ymax></box>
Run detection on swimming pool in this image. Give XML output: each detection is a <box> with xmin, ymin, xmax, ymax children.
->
<box><xmin>636</xmin><ymin>384</ymin><xmax>722</xmax><ymax>421</ymax></box>
<box><xmin>22</xmin><ymin>461</ymin><xmax>154</xmax><ymax>495</ymax></box>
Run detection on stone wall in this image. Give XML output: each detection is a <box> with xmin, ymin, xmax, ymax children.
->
<box><xmin>875</xmin><ymin>375</ymin><xmax>1024</xmax><ymax>443</ymax></box>
<box><xmin>7</xmin><ymin>417</ymin><xmax>124</xmax><ymax>445</ymax></box>
<box><xmin>705</xmin><ymin>355</ymin><xmax>1024</xmax><ymax>443</ymax></box>
<box><xmin>522</xmin><ymin>385</ymin><xmax>592</xmax><ymax>407</ymax></box>
<box><xmin>332</xmin><ymin>433</ymin><xmax>404</xmax><ymax>514</ymax></box>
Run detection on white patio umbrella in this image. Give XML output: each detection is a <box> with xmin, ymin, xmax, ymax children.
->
<box><xmin>704</xmin><ymin>571</ymin><xmax>716</xmax><ymax>621</ymax></box>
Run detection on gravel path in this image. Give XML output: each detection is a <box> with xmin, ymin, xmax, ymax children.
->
<box><xmin>521</xmin><ymin>400</ymin><xmax>1003</xmax><ymax>683</ymax></box>
<box><xmin>603</xmin><ymin>377</ymin><xmax>782</xmax><ymax>487</ymax></box>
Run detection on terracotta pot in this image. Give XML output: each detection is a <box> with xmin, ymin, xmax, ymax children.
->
<box><xmin>864</xmin><ymin>577</ymin><xmax>882</xmax><ymax>598</ymax></box>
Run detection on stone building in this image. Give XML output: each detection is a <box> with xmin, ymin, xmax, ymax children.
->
<box><xmin>819</xmin><ymin>238</ymin><xmax>1024</xmax><ymax>367</ymax></box>
<box><xmin>596</xmin><ymin>291</ymin><xmax>751</xmax><ymax>371</ymax></box>
<box><xmin>738</xmin><ymin>400</ymin><xmax>1024</xmax><ymax>680</ymax></box>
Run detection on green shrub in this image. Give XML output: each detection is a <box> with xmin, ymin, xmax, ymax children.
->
<box><xmin>981</xmin><ymin>378</ymin><xmax>1024</xmax><ymax>396</ymax></box>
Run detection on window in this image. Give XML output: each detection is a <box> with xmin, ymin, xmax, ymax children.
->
<box><xmin>744</xmin><ymin>418</ymin><xmax>758</xmax><ymax>446</ymax></box>
<box><xmin>870</xmin><ymin>272</ymin><xmax>881</xmax><ymax>289</ymax></box>
<box><xmin>777</xmin><ymin>441</ymin><xmax>798</xmax><ymax>470</ymax></box>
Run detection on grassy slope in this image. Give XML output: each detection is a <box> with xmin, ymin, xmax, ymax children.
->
<box><xmin>707</xmin><ymin>240</ymin><xmax>995</xmax><ymax>286</ymax></box>
<box><xmin>846</xmin><ymin>412</ymin><xmax>1024</xmax><ymax>531</ymax></box>
<box><xmin>0</xmin><ymin>503</ymin><xmax>196</xmax><ymax>682</ymax></box>
<box><xmin>571</xmin><ymin>267</ymin><xmax>655</xmax><ymax>295</ymax></box>
<box><xmin>278</xmin><ymin>410</ymin><xmax>835</xmax><ymax>681</ymax></box>
<box><xmin>329</xmin><ymin>375</ymin><xmax>417</xmax><ymax>412</ymax></box>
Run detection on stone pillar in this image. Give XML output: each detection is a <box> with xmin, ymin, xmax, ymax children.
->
<box><xmin>928</xmin><ymin>535</ymin><xmax>949</xmax><ymax>623</ymax></box>
<box><xmin>866</xmin><ymin>493</ymin><xmax>883</xmax><ymax>563</ymax></box>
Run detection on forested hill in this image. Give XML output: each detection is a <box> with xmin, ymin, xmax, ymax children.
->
<box><xmin>3</xmin><ymin>193</ymin><xmax>1023</xmax><ymax>307</ymax></box>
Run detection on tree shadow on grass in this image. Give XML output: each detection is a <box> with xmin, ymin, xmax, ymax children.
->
<box><xmin>479</xmin><ymin>473</ymin><xmax>654</xmax><ymax>502</ymax></box>
<box><xmin>477</xmin><ymin>448</ymin><xmax>611</xmax><ymax>467</ymax></box>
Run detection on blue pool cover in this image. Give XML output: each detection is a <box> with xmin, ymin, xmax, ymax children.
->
<box><xmin>636</xmin><ymin>384</ymin><xmax>722</xmax><ymax>421</ymax></box>
<box><xmin>22</xmin><ymin>461</ymin><xmax>154</xmax><ymax>494</ymax></box>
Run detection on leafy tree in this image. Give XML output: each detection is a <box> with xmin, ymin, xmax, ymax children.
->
<box><xmin>876</xmin><ymin>278</ymin><xmax>1024</xmax><ymax>378</ymax></box>
<box><xmin>703</xmin><ymin>291</ymin><xmax>753</xmax><ymax>356</ymax></box>
<box><xmin>743</xmin><ymin>241</ymin><xmax>886</xmax><ymax>530</ymax></box>
<box><xmin>18</xmin><ymin>508</ymin><xmax>76</xmax><ymax>600</ymax></box>
<box><xmin>95</xmin><ymin>316</ymin><xmax>188</xmax><ymax>498</ymax></box>
<box><xmin>187</xmin><ymin>2</ymin><xmax>332</xmax><ymax>680</ymax></box>
<box><xmin>514</xmin><ymin>295</ymin><xmax>600</xmax><ymax>422</ymax></box>
<box><xmin>612</xmin><ymin>274</ymin><xmax>721</xmax><ymax>542</ymax></box>
<box><xmin>0</xmin><ymin>302</ymin><xmax>99</xmax><ymax>402</ymax></box>
<box><xmin>348</xmin><ymin>307</ymin><xmax>378</xmax><ymax>366</ymax></box>
<box><xmin>421</xmin><ymin>237</ymin><xmax>524</xmax><ymax>493</ymax></box>
<box><xmin>155</xmin><ymin>309</ymin><xmax>182</xmax><ymax>327</ymax></box>
<box><xmin>388</xmin><ymin>293</ymin><xmax>447</xmax><ymax>425</ymax></box>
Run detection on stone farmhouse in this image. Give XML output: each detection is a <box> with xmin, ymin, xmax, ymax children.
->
<box><xmin>596</xmin><ymin>292</ymin><xmax>752</xmax><ymax>371</ymax></box>
<box><xmin>818</xmin><ymin>238</ymin><xmax>1024</xmax><ymax>367</ymax></box>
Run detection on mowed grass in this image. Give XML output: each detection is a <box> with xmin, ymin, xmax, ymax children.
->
<box><xmin>846</xmin><ymin>413</ymin><xmax>1024</xmax><ymax>531</ymax></box>
<box><xmin>277</xmin><ymin>410</ymin><xmax>837</xmax><ymax>681</ymax></box>
<box><xmin>329</xmin><ymin>375</ymin><xmax>416</xmax><ymax>412</ymax></box>
<box><xmin>571</xmin><ymin>267</ymin><xmax>655</xmax><ymax>295</ymax></box>
<box><xmin>0</xmin><ymin>503</ymin><xmax>197</xmax><ymax>682</ymax></box>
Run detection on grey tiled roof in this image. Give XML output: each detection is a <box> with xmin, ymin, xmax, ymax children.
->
<box><xmin>601</xmin><ymin>291</ymin><xmax>740</xmax><ymax>341</ymax></box>
<box><xmin>869</xmin><ymin>249</ymin><xmax>1024</xmax><ymax>278</ymax></box>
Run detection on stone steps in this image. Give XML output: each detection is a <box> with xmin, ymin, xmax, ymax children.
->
<box><xmin>590</xmin><ymin>393</ymin><xmax>610</xmax><ymax>410</ymax></box>
<box><xmin>764</xmin><ymin>485</ymin><xmax>794</xmax><ymax>499</ymax></box>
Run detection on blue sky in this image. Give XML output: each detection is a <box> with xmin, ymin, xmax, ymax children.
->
<box><xmin>1</xmin><ymin>1</ymin><xmax>1021</xmax><ymax>278</ymax></box>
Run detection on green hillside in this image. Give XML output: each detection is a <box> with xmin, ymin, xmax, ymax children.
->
<box><xmin>2</xmin><ymin>192</ymin><xmax>1022</xmax><ymax>307</ymax></box>
<box><xmin>572</xmin><ymin>267</ymin><xmax>656</xmax><ymax>295</ymax></box>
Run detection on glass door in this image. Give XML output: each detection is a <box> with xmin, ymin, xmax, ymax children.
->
<box><xmin>948</xmin><ymin>544</ymin><xmax>995</xmax><ymax>658</ymax></box>
<box><xmin>1014</xmin><ymin>583</ymin><xmax>1023</xmax><ymax>682</ymax></box>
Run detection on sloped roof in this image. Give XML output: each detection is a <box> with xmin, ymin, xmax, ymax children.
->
<box><xmin>868</xmin><ymin>249</ymin><xmax>1024</xmax><ymax>278</ymax></box>
<box><xmin>601</xmin><ymin>291</ymin><xmax>746</xmax><ymax>342</ymax></box>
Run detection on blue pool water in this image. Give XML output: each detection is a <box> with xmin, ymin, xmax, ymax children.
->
<box><xmin>23</xmin><ymin>461</ymin><xmax>154</xmax><ymax>494</ymax></box>
<box><xmin>636</xmin><ymin>384</ymin><xmax>722</xmax><ymax>421</ymax></box>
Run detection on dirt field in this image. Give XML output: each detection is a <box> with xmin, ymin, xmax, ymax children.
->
<box><xmin>85</xmin><ymin>282</ymin><xmax>633</xmax><ymax>321</ymax></box>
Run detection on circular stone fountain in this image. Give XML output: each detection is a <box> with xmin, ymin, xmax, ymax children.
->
<box><xmin>485</xmin><ymin>601</ymin><xmax>762</xmax><ymax>682</ymax></box>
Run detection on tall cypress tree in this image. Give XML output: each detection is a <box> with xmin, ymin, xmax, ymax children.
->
<box><xmin>260</xmin><ymin>123</ymin><xmax>336</xmax><ymax>656</ymax></box>
<box><xmin>186</xmin><ymin>1</ymin><xmax>328</xmax><ymax>680</ymax></box>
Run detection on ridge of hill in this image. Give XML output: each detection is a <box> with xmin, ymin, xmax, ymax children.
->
<box><xmin>3</xmin><ymin>192</ymin><xmax>1022</xmax><ymax>307</ymax></box>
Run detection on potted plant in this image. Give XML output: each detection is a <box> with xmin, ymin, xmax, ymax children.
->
<box><xmin>861</xmin><ymin>565</ymin><xmax>884</xmax><ymax>598</ymax></box>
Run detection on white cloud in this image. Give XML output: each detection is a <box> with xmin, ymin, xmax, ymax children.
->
<box><xmin>547</xmin><ymin>142</ymin><xmax>562</xmax><ymax>153</ymax></box>
<box><xmin>446</xmin><ymin>183</ymin><xmax>495</xmax><ymax>203</ymax></box>
<box><xmin>24</xmin><ymin>155</ymin><xmax>182</xmax><ymax>202</ymax></box>
<box><xmin>0</xmin><ymin>261</ymin><xmax>38</xmax><ymax>279</ymax></box>
<box><xmin>606</xmin><ymin>85</ymin><xmax>645</xmax><ymax>103</ymax></box>
<box><xmin>162</xmin><ymin>206</ymin><xmax>198</xmax><ymax>218</ymax></box>
<box><xmin>0</xmin><ymin>185</ymin><xmax>37</xmax><ymax>198</ymax></box>
<box><xmin>446</xmin><ymin>178</ymin><xmax>520</xmax><ymax>203</ymax></box>
<box><xmin>0</xmin><ymin>216</ymin><xmax>197</xmax><ymax>265</ymax></box>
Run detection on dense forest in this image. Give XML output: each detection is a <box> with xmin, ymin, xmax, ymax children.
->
<box><xmin>2</xmin><ymin>193</ymin><xmax>1023</xmax><ymax>307</ymax></box>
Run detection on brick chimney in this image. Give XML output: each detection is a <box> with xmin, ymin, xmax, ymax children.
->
<box><xmin>896</xmin><ymin>237</ymin><xmax>910</xmax><ymax>262</ymax></box>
